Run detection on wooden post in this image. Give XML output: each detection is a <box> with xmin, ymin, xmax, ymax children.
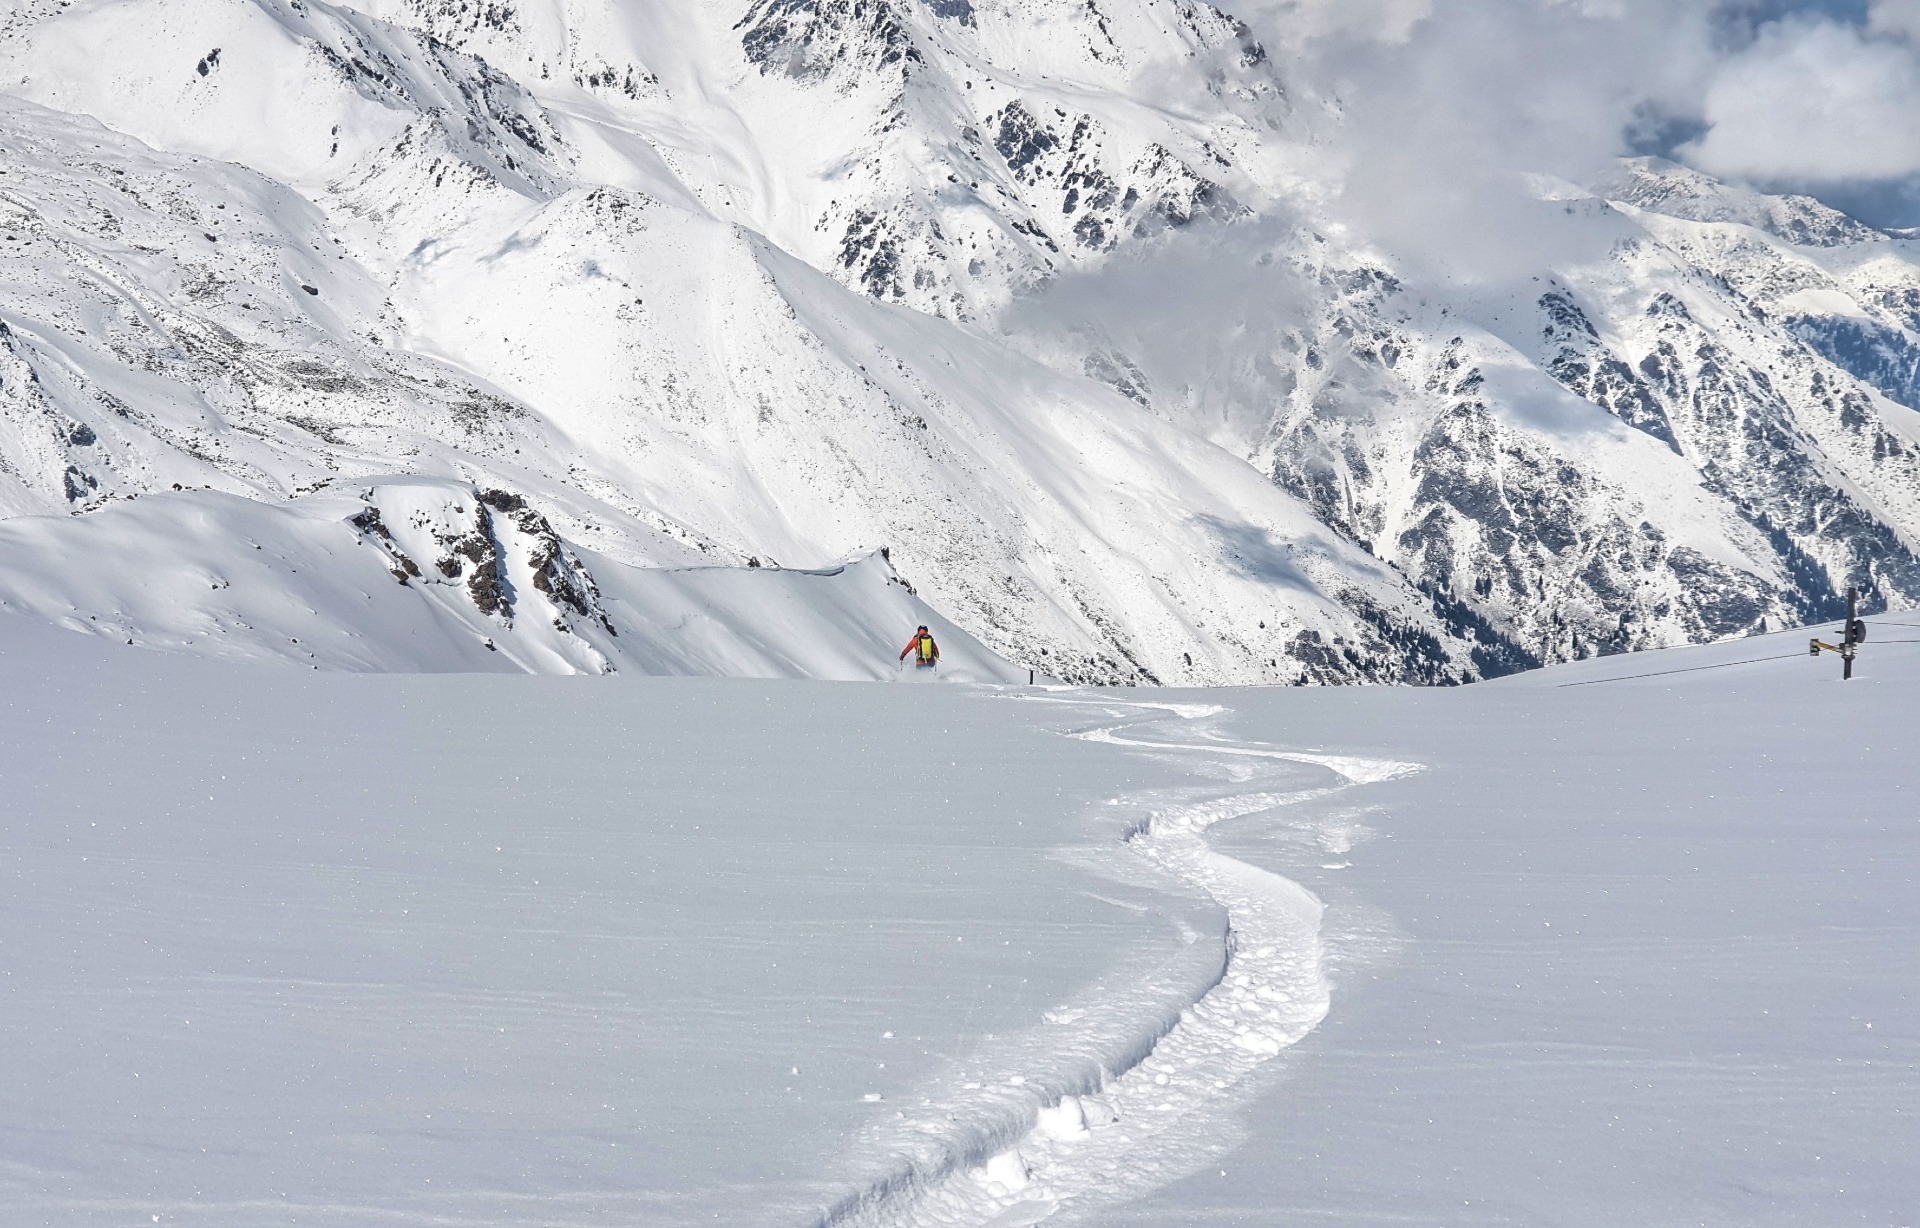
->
<box><xmin>1843</xmin><ymin>585</ymin><xmax>1859</xmax><ymax>681</ymax></box>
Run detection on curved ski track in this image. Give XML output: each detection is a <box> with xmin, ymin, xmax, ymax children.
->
<box><xmin>818</xmin><ymin>697</ymin><xmax>1422</xmax><ymax>1228</ymax></box>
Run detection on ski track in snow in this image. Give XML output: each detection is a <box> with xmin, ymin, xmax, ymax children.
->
<box><xmin>820</xmin><ymin>698</ymin><xmax>1422</xmax><ymax>1228</ymax></box>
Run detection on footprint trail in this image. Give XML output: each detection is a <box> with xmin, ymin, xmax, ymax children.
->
<box><xmin>820</xmin><ymin>697</ymin><xmax>1421</xmax><ymax>1228</ymax></box>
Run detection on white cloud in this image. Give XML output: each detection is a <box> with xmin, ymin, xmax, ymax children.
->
<box><xmin>1262</xmin><ymin>0</ymin><xmax>1435</xmax><ymax>46</ymax></box>
<box><xmin>1219</xmin><ymin>0</ymin><xmax>1920</xmax><ymax>257</ymax></box>
<box><xmin>1683</xmin><ymin>18</ymin><xmax>1920</xmax><ymax>183</ymax></box>
<box><xmin>1870</xmin><ymin>0</ymin><xmax>1920</xmax><ymax>42</ymax></box>
<box><xmin>1266</xmin><ymin>0</ymin><xmax>1716</xmax><ymax>278</ymax></box>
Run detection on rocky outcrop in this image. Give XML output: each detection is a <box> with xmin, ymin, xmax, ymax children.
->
<box><xmin>349</xmin><ymin>485</ymin><xmax>618</xmax><ymax>641</ymax></box>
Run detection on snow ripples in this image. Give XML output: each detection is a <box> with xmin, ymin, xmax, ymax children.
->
<box><xmin>820</xmin><ymin>700</ymin><xmax>1420</xmax><ymax>1228</ymax></box>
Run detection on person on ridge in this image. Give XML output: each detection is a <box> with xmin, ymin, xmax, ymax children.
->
<box><xmin>900</xmin><ymin>625</ymin><xmax>940</xmax><ymax>670</ymax></box>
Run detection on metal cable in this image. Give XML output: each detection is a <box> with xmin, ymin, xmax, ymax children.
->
<box><xmin>1557</xmin><ymin>652</ymin><xmax>1815</xmax><ymax>688</ymax></box>
<box><xmin>1557</xmin><ymin>633</ymin><xmax>1920</xmax><ymax>688</ymax></box>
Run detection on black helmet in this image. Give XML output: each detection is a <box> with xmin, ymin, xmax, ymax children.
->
<box><xmin>918</xmin><ymin>625</ymin><xmax>929</xmax><ymax>632</ymax></box>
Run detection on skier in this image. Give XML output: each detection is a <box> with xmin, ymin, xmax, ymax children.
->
<box><xmin>900</xmin><ymin>625</ymin><xmax>940</xmax><ymax>670</ymax></box>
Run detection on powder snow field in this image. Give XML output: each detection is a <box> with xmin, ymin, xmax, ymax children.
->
<box><xmin>1101</xmin><ymin>628</ymin><xmax>1920</xmax><ymax>1228</ymax></box>
<box><xmin>2</xmin><ymin>618</ymin><xmax>1916</xmax><ymax>1226</ymax></box>
<box><xmin>0</xmin><ymin>617</ymin><xmax>1220</xmax><ymax>1228</ymax></box>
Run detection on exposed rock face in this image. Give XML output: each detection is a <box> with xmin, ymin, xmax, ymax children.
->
<box><xmin>740</xmin><ymin>0</ymin><xmax>925</xmax><ymax>82</ymax></box>
<box><xmin>722</xmin><ymin>0</ymin><xmax>1283</xmax><ymax>319</ymax></box>
<box><xmin>476</xmin><ymin>488</ymin><xmax>618</xmax><ymax>635</ymax></box>
<box><xmin>453</xmin><ymin>503</ymin><xmax>510</xmax><ymax>618</ymax></box>
<box><xmin>346</xmin><ymin>482</ymin><xmax>620</xmax><ymax>664</ymax></box>
<box><xmin>347</xmin><ymin>504</ymin><xmax>424</xmax><ymax>583</ymax></box>
<box><xmin>1167</xmin><ymin>162</ymin><xmax>1920</xmax><ymax>678</ymax></box>
<box><xmin>1540</xmin><ymin>290</ymin><xmax>1680</xmax><ymax>452</ymax></box>
<box><xmin>1787</xmin><ymin>314</ymin><xmax>1920</xmax><ymax>412</ymax></box>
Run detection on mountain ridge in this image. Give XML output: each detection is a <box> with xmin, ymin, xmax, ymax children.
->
<box><xmin>0</xmin><ymin>0</ymin><xmax>1914</xmax><ymax>683</ymax></box>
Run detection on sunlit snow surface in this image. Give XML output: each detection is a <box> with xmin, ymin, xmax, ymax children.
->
<box><xmin>5</xmin><ymin>2</ymin><xmax>1918</xmax><ymax>687</ymax></box>
<box><xmin>3</xmin><ymin>619</ymin><xmax>1916</xmax><ymax>1226</ymax></box>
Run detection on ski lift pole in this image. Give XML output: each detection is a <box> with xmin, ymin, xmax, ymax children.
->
<box><xmin>1808</xmin><ymin>585</ymin><xmax>1865</xmax><ymax>680</ymax></box>
<box><xmin>1845</xmin><ymin>586</ymin><xmax>1859</xmax><ymax>681</ymax></box>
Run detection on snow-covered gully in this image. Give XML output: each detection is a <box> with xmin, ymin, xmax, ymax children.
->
<box><xmin>819</xmin><ymin>698</ymin><xmax>1421</xmax><ymax>1228</ymax></box>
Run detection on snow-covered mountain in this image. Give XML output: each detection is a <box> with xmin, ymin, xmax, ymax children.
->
<box><xmin>0</xmin><ymin>0</ymin><xmax>1914</xmax><ymax>682</ymax></box>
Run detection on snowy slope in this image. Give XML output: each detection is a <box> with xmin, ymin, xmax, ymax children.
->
<box><xmin>1015</xmin><ymin>182</ymin><xmax>1920</xmax><ymax>670</ymax></box>
<box><xmin>1096</xmin><ymin>621</ymin><xmax>1920</xmax><ymax>1228</ymax></box>
<box><xmin>0</xmin><ymin>0</ymin><xmax>1915</xmax><ymax>683</ymax></box>
<box><xmin>0</xmin><ymin>52</ymin><xmax>1461</xmax><ymax>686</ymax></box>
<box><xmin>0</xmin><ymin>478</ymin><xmax>1024</xmax><ymax>679</ymax></box>
<box><xmin>3</xmin><ymin>610</ymin><xmax>1912</xmax><ymax>1226</ymax></box>
<box><xmin>0</xmin><ymin>619</ymin><xmax>1233</xmax><ymax>1226</ymax></box>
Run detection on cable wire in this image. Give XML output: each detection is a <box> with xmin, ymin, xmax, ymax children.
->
<box><xmin>1558</xmin><ymin>634</ymin><xmax>1920</xmax><ymax>688</ymax></box>
<box><xmin>1558</xmin><ymin>652</ymin><xmax>1815</xmax><ymax>688</ymax></box>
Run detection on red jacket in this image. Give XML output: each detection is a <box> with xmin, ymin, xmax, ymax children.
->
<box><xmin>900</xmin><ymin>631</ymin><xmax>939</xmax><ymax>662</ymax></box>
